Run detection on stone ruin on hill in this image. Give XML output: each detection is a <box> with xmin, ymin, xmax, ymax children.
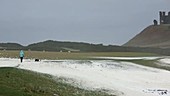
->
<box><xmin>159</xmin><ymin>11</ymin><xmax>170</xmax><ymax>24</ymax></box>
<box><xmin>153</xmin><ymin>11</ymin><xmax>170</xmax><ymax>25</ymax></box>
<box><xmin>160</xmin><ymin>11</ymin><xmax>170</xmax><ymax>24</ymax></box>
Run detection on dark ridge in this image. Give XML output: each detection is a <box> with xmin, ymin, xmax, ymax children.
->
<box><xmin>0</xmin><ymin>43</ymin><xmax>24</xmax><ymax>50</ymax></box>
<box><xmin>1</xmin><ymin>40</ymin><xmax>170</xmax><ymax>55</ymax></box>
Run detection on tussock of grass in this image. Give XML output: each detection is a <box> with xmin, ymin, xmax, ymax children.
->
<box><xmin>0</xmin><ymin>67</ymin><xmax>114</xmax><ymax>96</ymax></box>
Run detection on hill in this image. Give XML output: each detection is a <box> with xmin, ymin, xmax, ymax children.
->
<box><xmin>26</xmin><ymin>40</ymin><xmax>123</xmax><ymax>52</ymax></box>
<box><xmin>1</xmin><ymin>40</ymin><xmax>170</xmax><ymax>55</ymax></box>
<box><xmin>123</xmin><ymin>25</ymin><xmax>170</xmax><ymax>48</ymax></box>
<box><xmin>27</xmin><ymin>40</ymin><xmax>92</xmax><ymax>52</ymax></box>
<box><xmin>26</xmin><ymin>40</ymin><xmax>164</xmax><ymax>54</ymax></box>
<box><xmin>0</xmin><ymin>43</ymin><xmax>23</xmax><ymax>50</ymax></box>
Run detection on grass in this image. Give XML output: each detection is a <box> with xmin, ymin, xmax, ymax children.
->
<box><xmin>0</xmin><ymin>67</ymin><xmax>114</xmax><ymax>96</ymax></box>
<box><xmin>0</xmin><ymin>50</ymin><xmax>158</xmax><ymax>60</ymax></box>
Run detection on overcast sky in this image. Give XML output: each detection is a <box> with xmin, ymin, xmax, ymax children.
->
<box><xmin>0</xmin><ymin>0</ymin><xmax>170</xmax><ymax>45</ymax></box>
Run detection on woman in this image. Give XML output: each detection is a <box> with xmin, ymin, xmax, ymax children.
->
<box><xmin>19</xmin><ymin>50</ymin><xmax>24</xmax><ymax>63</ymax></box>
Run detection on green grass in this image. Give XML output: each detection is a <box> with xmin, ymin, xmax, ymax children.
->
<box><xmin>0</xmin><ymin>50</ymin><xmax>158</xmax><ymax>60</ymax></box>
<box><xmin>0</xmin><ymin>67</ymin><xmax>113</xmax><ymax>96</ymax></box>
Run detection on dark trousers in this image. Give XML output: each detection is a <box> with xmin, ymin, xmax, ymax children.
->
<box><xmin>20</xmin><ymin>57</ymin><xmax>23</xmax><ymax>63</ymax></box>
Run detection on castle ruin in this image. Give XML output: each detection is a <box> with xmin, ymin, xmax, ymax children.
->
<box><xmin>159</xmin><ymin>11</ymin><xmax>170</xmax><ymax>24</ymax></box>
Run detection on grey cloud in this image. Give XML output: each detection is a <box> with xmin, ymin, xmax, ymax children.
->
<box><xmin>0</xmin><ymin>0</ymin><xmax>170</xmax><ymax>45</ymax></box>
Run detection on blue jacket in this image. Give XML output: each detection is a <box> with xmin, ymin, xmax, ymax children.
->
<box><xmin>20</xmin><ymin>50</ymin><xmax>24</xmax><ymax>57</ymax></box>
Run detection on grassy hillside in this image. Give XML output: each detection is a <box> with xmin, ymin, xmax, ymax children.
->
<box><xmin>0</xmin><ymin>43</ymin><xmax>23</xmax><ymax>50</ymax></box>
<box><xmin>1</xmin><ymin>40</ymin><xmax>170</xmax><ymax>55</ymax></box>
<box><xmin>0</xmin><ymin>40</ymin><xmax>131</xmax><ymax>52</ymax></box>
<box><xmin>26</xmin><ymin>40</ymin><xmax>124</xmax><ymax>52</ymax></box>
<box><xmin>124</xmin><ymin>24</ymin><xmax>170</xmax><ymax>48</ymax></box>
<box><xmin>0</xmin><ymin>67</ymin><xmax>113</xmax><ymax>96</ymax></box>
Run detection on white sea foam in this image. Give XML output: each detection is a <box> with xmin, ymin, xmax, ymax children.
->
<box><xmin>159</xmin><ymin>58</ymin><xmax>170</xmax><ymax>65</ymax></box>
<box><xmin>94</xmin><ymin>56</ymin><xmax>161</xmax><ymax>60</ymax></box>
<box><xmin>0</xmin><ymin>57</ymin><xmax>170</xmax><ymax>96</ymax></box>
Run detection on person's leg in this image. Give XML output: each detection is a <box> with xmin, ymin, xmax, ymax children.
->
<box><xmin>20</xmin><ymin>57</ymin><xmax>23</xmax><ymax>63</ymax></box>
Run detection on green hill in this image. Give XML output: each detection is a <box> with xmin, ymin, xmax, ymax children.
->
<box><xmin>0</xmin><ymin>43</ymin><xmax>23</xmax><ymax>50</ymax></box>
<box><xmin>27</xmin><ymin>40</ymin><xmax>92</xmax><ymax>52</ymax></box>
<box><xmin>1</xmin><ymin>40</ymin><xmax>170</xmax><ymax>55</ymax></box>
<box><xmin>26</xmin><ymin>40</ymin><xmax>122</xmax><ymax>52</ymax></box>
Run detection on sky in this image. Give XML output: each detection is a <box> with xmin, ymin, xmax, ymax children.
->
<box><xmin>0</xmin><ymin>0</ymin><xmax>170</xmax><ymax>46</ymax></box>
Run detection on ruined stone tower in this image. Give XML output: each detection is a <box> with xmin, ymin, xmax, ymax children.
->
<box><xmin>159</xmin><ymin>11</ymin><xmax>170</xmax><ymax>24</ymax></box>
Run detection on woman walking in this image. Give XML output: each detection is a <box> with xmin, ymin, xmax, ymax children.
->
<box><xmin>19</xmin><ymin>50</ymin><xmax>24</xmax><ymax>63</ymax></box>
